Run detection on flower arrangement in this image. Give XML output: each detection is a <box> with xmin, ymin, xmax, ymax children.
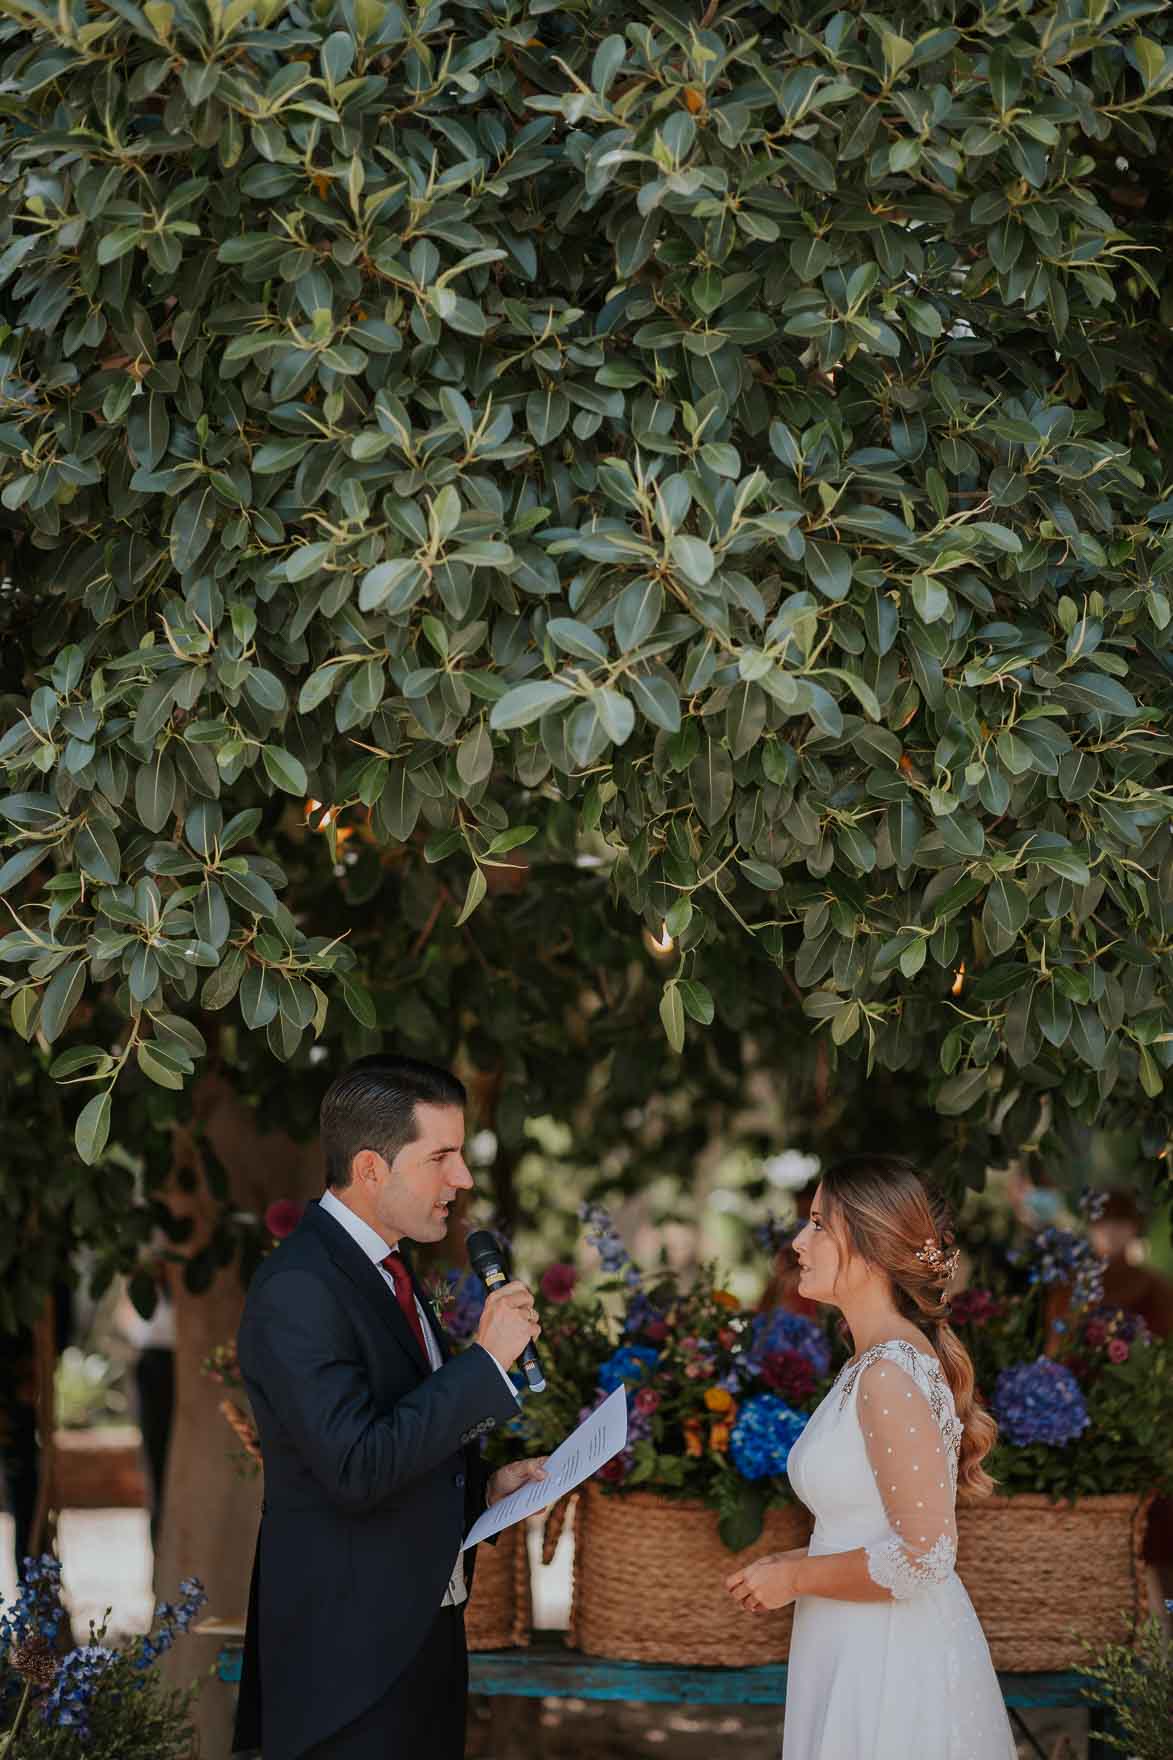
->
<box><xmin>950</xmin><ymin>1202</ymin><xmax>1173</xmax><ymax>1501</ymax></box>
<box><xmin>459</xmin><ymin>1206</ymin><xmax>836</xmax><ymax>1551</ymax></box>
<box><xmin>1</xmin><ymin>1556</ymin><xmax>204</xmax><ymax>1757</ymax></box>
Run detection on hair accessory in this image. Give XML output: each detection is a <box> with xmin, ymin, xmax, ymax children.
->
<box><xmin>915</xmin><ymin>1236</ymin><xmax>960</xmax><ymax>1281</ymax></box>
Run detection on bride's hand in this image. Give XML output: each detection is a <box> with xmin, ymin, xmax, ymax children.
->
<box><xmin>725</xmin><ymin>1547</ymin><xmax>808</xmax><ymax>1613</ymax></box>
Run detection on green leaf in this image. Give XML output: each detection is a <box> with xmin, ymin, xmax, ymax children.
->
<box><xmin>137</xmin><ymin>1041</ymin><xmax>186</xmax><ymax>1089</ymax></box>
<box><xmin>689</xmin><ymin>739</ymin><xmax>734</xmax><ymax>827</ymax></box>
<box><xmin>457</xmin><ymin>723</ymin><xmax>493</xmax><ymax>786</ymax></box>
<box><xmin>0</xmin><ymin>845</ymin><xmax>45</xmax><ymax>895</ymax></box>
<box><xmin>240</xmin><ymin>966</ymin><xmax>280</xmax><ymax>1029</ymax></box>
<box><xmin>75</xmin><ymin>1091</ymin><xmax>112</xmax><ymax>1165</ymax></box>
<box><xmin>936</xmin><ymin>1067</ymin><xmax>989</xmax><ymax>1116</ymax></box>
<box><xmin>261</xmin><ymin>745</ymin><xmax>308</xmax><ymax>795</ymax></box>
<box><xmin>804</xmin><ymin>541</ymin><xmax>851</xmax><ymax>601</ymax></box>
<box><xmin>135</xmin><ymin>756</ymin><xmax>176</xmax><ymax>834</ymax></box>
<box><xmin>677</xmin><ymin>978</ymin><xmax>714</xmax><ymax>1025</ymax></box>
<box><xmin>76</xmin><ymin>820</ymin><xmax>120</xmax><ymax>885</ymax></box>
<box><xmin>669</xmin><ymin>534</ymin><xmax>715</xmax><ymax>586</ymax></box>
<box><xmin>490</xmin><ymin>681</ymin><xmax>575</xmax><ymax>730</ymax></box>
<box><xmin>629</xmin><ymin>674</ymin><xmax>681</xmax><ymax>732</ymax></box>
<box><xmin>659</xmin><ymin>981</ymin><xmax>685</xmax><ymax>1053</ymax></box>
<box><xmin>614</xmin><ymin>579</ymin><xmax>663</xmax><ymax>652</ymax></box>
<box><xmin>40</xmin><ymin>961</ymin><xmax>86</xmax><ymax>1043</ymax></box>
<box><xmin>454</xmin><ymin>865</ymin><xmax>487</xmax><ymax>926</ymax></box>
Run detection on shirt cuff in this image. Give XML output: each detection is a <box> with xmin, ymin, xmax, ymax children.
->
<box><xmin>491</xmin><ymin>1355</ymin><xmax>522</xmax><ymax>1404</ymax></box>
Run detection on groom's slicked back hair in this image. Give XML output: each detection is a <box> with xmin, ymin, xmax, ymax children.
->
<box><xmin>320</xmin><ymin>1055</ymin><xmax>466</xmax><ymax>1189</ymax></box>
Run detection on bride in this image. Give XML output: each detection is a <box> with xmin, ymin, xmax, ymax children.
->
<box><xmin>726</xmin><ymin>1155</ymin><xmax>1016</xmax><ymax>1760</ymax></box>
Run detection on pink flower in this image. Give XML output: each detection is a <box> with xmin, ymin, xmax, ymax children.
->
<box><xmin>540</xmin><ymin>1263</ymin><xmax>578</xmax><ymax>1304</ymax></box>
<box><xmin>1106</xmin><ymin>1337</ymin><xmax>1129</xmax><ymax>1364</ymax></box>
<box><xmin>634</xmin><ymin>1387</ymin><xmax>661</xmax><ymax>1415</ymax></box>
<box><xmin>265</xmin><ymin>1199</ymin><xmax>305</xmax><ymax>1240</ymax></box>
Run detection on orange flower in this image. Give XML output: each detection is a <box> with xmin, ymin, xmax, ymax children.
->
<box><xmin>682</xmin><ymin>87</ymin><xmax>705</xmax><ymax>114</ymax></box>
<box><xmin>683</xmin><ymin>1418</ymin><xmax>705</xmax><ymax>1458</ymax></box>
<box><xmin>704</xmin><ymin>1387</ymin><xmax>734</xmax><ymax>1415</ymax></box>
<box><xmin>709</xmin><ymin>1422</ymin><xmax>731</xmax><ymax>1453</ymax></box>
<box><xmin>712</xmin><ymin>1289</ymin><xmax>739</xmax><ymax>1310</ymax></box>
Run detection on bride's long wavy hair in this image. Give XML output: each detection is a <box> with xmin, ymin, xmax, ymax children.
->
<box><xmin>819</xmin><ymin>1154</ymin><xmax>997</xmax><ymax>1501</ymax></box>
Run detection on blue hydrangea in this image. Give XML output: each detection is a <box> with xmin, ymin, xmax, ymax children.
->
<box><xmin>729</xmin><ymin>1394</ymin><xmax>808</xmax><ymax>1481</ymax></box>
<box><xmin>994</xmin><ymin>1358</ymin><xmax>1090</xmax><ymax>1447</ymax></box>
<box><xmin>597</xmin><ymin>1344</ymin><xmax>659</xmax><ymax>1396</ymax></box>
<box><xmin>744</xmin><ymin>1309</ymin><xmax>832</xmax><ymax>1379</ymax></box>
<box><xmin>41</xmin><ymin>1644</ymin><xmax>116</xmax><ymax>1739</ymax></box>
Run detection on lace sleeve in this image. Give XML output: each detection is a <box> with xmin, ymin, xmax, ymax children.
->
<box><xmin>856</xmin><ymin>1358</ymin><xmax>957</xmax><ymax>1601</ymax></box>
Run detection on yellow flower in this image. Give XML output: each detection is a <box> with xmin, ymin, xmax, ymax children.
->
<box><xmin>709</xmin><ymin>1422</ymin><xmax>731</xmax><ymax>1454</ymax></box>
<box><xmin>712</xmin><ymin>1289</ymin><xmax>739</xmax><ymax>1310</ymax></box>
<box><xmin>704</xmin><ymin>1387</ymin><xmax>734</xmax><ymax>1415</ymax></box>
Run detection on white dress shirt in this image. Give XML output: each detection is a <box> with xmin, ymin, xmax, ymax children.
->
<box><xmin>317</xmin><ymin>1189</ymin><xmax>518</xmax><ymax>1606</ymax></box>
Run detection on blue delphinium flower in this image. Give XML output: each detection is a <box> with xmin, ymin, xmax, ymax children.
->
<box><xmin>597</xmin><ymin>1344</ymin><xmax>659</xmax><ymax>1396</ymax></box>
<box><xmin>40</xmin><ymin>1644</ymin><xmax>116</xmax><ymax>1739</ymax></box>
<box><xmin>744</xmin><ymin>1309</ymin><xmax>832</xmax><ymax>1379</ymax></box>
<box><xmin>993</xmin><ymin>1358</ymin><xmax>1090</xmax><ymax>1447</ymax></box>
<box><xmin>579</xmin><ymin>1203</ymin><xmax>630</xmax><ymax>1273</ymax></box>
<box><xmin>730</xmin><ymin>1395</ymin><xmax>808</xmax><ymax>1481</ymax></box>
<box><xmin>134</xmin><ymin>1576</ymin><xmax>207</xmax><ymax>1670</ymax></box>
<box><xmin>0</xmin><ymin>1553</ymin><xmax>66</xmax><ymax>1654</ymax></box>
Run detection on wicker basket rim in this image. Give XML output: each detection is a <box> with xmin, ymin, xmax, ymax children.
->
<box><xmin>960</xmin><ymin>1490</ymin><xmax>1153</xmax><ymax>1513</ymax></box>
<box><xmin>579</xmin><ymin>1482</ymin><xmax>805</xmax><ymax>1517</ymax></box>
<box><xmin>584</xmin><ymin>1483</ymin><xmax>1151</xmax><ymax>1515</ymax></box>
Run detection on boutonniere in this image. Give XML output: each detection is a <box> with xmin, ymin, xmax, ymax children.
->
<box><xmin>423</xmin><ymin>1273</ymin><xmax>457</xmax><ymax>1332</ymax></box>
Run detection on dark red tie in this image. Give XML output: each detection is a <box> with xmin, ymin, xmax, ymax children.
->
<box><xmin>382</xmin><ymin>1253</ymin><xmax>429</xmax><ymax>1362</ymax></box>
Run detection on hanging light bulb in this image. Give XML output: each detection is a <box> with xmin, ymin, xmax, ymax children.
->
<box><xmin>642</xmin><ymin>920</ymin><xmax>675</xmax><ymax>960</ymax></box>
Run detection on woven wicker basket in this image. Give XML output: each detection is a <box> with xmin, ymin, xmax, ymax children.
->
<box><xmin>568</xmin><ymin>1483</ymin><xmax>811</xmax><ymax>1666</ymax></box>
<box><xmin>956</xmin><ymin>1491</ymin><xmax>1153</xmax><ymax>1672</ymax></box>
<box><xmin>464</xmin><ymin>1521</ymin><xmax>531</xmax><ymax>1652</ymax></box>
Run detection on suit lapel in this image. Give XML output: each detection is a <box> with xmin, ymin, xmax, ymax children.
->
<box><xmin>304</xmin><ymin>1201</ymin><xmax>430</xmax><ymax>1377</ymax></box>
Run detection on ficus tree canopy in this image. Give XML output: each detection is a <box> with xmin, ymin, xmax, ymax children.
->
<box><xmin>2</xmin><ymin>0</ymin><xmax>1173</xmax><ymax>1322</ymax></box>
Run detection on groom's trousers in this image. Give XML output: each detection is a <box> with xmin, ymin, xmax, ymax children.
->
<box><xmin>301</xmin><ymin>1605</ymin><xmax>468</xmax><ymax>1759</ymax></box>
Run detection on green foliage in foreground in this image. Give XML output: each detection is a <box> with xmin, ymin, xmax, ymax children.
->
<box><xmin>1080</xmin><ymin>1615</ymin><xmax>1173</xmax><ymax>1760</ymax></box>
<box><xmin>2</xmin><ymin>0</ymin><xmax>1173</xmax><ymax>1300</ymax></box>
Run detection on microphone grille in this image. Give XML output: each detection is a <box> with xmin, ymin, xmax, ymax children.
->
<box><xmin>466</xmin><ymin>1230</ymin><xmax>502</xmax><ymax>1272</ymax></box>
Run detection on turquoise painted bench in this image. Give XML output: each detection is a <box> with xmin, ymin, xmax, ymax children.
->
<box><xmin>214</xmin><ymin>1630</ymin><xmax>1116</xmax><ymax>1758</ymax></box>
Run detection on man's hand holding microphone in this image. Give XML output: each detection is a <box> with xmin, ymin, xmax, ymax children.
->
<box><xmin>470</xmin><ymin>1234</ymin><xmax>549</xmax><ymax>1506</ymax></box>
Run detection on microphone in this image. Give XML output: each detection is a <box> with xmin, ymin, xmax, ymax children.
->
<box><xmin>466</xmin><ymin>1229</ymin><xmax>546</xmax><ymax>1394</ymax></box>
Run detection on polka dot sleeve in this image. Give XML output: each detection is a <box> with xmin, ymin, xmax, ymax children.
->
<box><xmin>856</xmin><ymin>1358</ymin><xmax>957</xmax><ymax>1601</ymax></box>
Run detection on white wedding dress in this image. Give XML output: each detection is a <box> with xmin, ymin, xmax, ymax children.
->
<box><xmin>782</xmin><ymin>1339</ymin><xmax>1016</xmax><ymax>1760</ymax></box>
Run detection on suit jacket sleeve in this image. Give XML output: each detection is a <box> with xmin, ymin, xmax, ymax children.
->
<box><xmin>241</xmin><ymin>1269</ymin><xmax>518</xmax><ymax>1516</ymax></box>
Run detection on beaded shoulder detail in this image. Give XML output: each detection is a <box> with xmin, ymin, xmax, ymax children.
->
<box><xmin>837</xmin><ymin>1339</ymin><xmax>963</xmax><ymax>1462</ymax></box>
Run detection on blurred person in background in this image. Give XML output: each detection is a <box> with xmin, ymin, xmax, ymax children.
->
<box><xmin>1088</xmin><ymin>1191</ymin><xmax>1173</xmax><ymax>1337</ymax></box>
<box><xmin>115</xmin><ymin>1282</ymin><xmax>176</xmax><ymax>1552</ymax></box>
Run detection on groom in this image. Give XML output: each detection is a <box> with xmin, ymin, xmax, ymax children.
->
<box><xmin>232</xmin><ymin>1055</ymin><xmax>546</xmax><ymax>1760</ymax></box>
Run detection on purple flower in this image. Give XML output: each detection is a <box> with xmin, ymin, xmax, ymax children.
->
<box><xmin>440</xmin><ymin>1271</ymin><xmax>486</xmax><ymax>1342</ymax></box>
<box><xmin>993</xmin><ymin>1358</ymin><xmax>1090</xmax><ymax>1447</ymax></box>
<box><xmin>1009</xmin><ymin>1227</ymin><xmax>1106</xmax><ymax>1309</ymax></box>
<box><xmin>580</xmin><ymin>1203</ymin><xmax>630</xmax><ymax>1273</ymax></box>
<box><xmin>744</xmin><ymin>1309</ymin><xmax>831</xmax><ymax>1379</ymax></box>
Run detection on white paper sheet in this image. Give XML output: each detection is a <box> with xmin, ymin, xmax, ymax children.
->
<box><xmin>460</xmin><ymin>1386</ymin><xmax>628</xmax><ymax>1551</ymax></box>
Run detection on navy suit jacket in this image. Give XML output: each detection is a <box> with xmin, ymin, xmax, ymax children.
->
<box><xmin>232</xmin><ymin>1200</ymin><xmax>518</xmax><ymax>1759</ymax></box>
